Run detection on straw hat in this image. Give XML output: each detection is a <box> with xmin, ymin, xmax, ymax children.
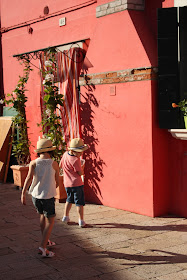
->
<box><xmin>68</xmin><ymin>138</ymin><xmax>88</xmax><ymax>152</ymax></box>
<box><xmin>35</xmin><ymin>138</ymin><xmax>56</xmax><ymax>153</ymax></box>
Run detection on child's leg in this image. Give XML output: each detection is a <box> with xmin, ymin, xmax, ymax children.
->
<box><xmin>40</xmin><ymin>216</ymin><xmax>55</xmax><ymax>249</ymax></box>
<box><xmin>64</xmin><ymin>201</ymin><xmax>72</xmax><ymax>217</ymax></box>
<box><xmin>40</xmin><ymin>214</ymin><xmax>45</xmax><ymax>234</ymax></box>
<box><xmin>76</xmin><ymin>205</ymin><xmax>84</xmax><ymax>220</ymax></box>
<box><xmin>77</xmin><ymin>206</ymin><xmax>86</xmax><ymax>227</ymax></box>
<box><xmin>75</xmin><ymin>186</ymin><xmax>85</xmax><ymax>221</ymax></box>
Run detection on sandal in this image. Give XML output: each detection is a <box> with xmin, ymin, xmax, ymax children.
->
<box><xmin>47</xmin><ymin>240</ymin><xmax>56</xmax><ymax>247</ymax></box>
<box><xmin>38</xmin><ymin>247</ymin><xmax>55</xmax><ymax>258</ymax></box>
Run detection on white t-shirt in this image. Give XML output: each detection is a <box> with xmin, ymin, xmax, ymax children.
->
<box><xmin>29</xmin><ymin>158</ymin><xmax>57</xmax><ymax>199</ymax></box>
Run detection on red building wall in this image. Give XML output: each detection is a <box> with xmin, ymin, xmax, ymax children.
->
<box><xmin>1</xmin><ymin>0</ymin><xmax>184</xmax><ymax>217</ymax></box>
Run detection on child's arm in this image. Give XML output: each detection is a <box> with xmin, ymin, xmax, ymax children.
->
<box><xmin>21</xmin><ymin>160</ymin><xmax>35</xmax><ymax>205</ymax></box>
<box><xmin>73</xmin><ymin>157</ymin><xmax>85</xmax><ymax>176</ymax></box>
<box><xmin>53</xmin><ymin>161</ymin><xmax>60</xmax><ymax>188</ymax></box>
<box><xmin>77</xmin><ymin>160</ymin><xmax>84</xmax><ymax>176</ymax></box>
<box><xmin>77</xmin><ymin>170</ymin><xmax>84</xmax><ymax>176</ymax></box>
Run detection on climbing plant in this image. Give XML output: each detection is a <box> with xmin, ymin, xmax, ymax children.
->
<box><xmin>38</xmin><ymin>48</ymin><xmax>66</xmax><ymax>163</ymax></box>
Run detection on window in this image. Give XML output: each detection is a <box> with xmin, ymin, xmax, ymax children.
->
<box><xmin>158</xmin><ymin>7</ymin><xmax>187</xmax><ymax>128</ymax></box>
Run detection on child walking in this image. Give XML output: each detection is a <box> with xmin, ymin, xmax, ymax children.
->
<box><xmin>59</xmin><ymin>138</ymin><xmax>88</xmax><ymax>227</ymax></box>
<box><xmin>21</xmin><ymin>137</ymin><xmax>59</xmax><ymax>258</ymax></box>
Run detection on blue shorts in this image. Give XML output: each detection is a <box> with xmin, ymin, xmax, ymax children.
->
<box><xmin>65</xmin><ymin>185</ymin><xmax>85</xmax><ymax>206</ymax></box>
<box><xmin>32</xmin><ymin>197</ymin><xmax>56</xmax><ymax>218</ymax></box>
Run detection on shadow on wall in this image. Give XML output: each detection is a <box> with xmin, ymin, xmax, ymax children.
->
<box><xmin>129</xmin><ymin>0</ymin><xmax>163</xmax><ymax>66</ymax></box>
<box><xmin>80</xmin><ymin>76</ymin><xmax>106</xmax><ymax>204</ymax></box>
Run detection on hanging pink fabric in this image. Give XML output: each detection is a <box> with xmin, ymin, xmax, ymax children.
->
<box><xmin>39</xmin><ymin>47</ymin><xmax>85</xmax><ymax>145</ymax></box>
<box><xmin>57</xmin><ymin>47</ymin><xmax>85</xmax><ymax>144</ymax></box>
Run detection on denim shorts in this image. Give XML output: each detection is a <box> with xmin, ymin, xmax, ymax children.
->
<box><xmin>65</xmin><ymin>185</ymin><xmax>85</xmax><ymax>206</ymax></box>
<box><xmin>32</xmin><ymin>197</ymin><xmax>56</xmax><ymax>218</ymax></box>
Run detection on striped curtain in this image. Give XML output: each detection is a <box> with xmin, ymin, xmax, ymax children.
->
<box><xmin>39</xmin><ymin>47</ymin><xmax>85</xmax><ymax>145</ymax></box>
<box><xmin>57</xmin><ymin>47</ymin><xmax>85</xmax><ymax>144</ymax></box>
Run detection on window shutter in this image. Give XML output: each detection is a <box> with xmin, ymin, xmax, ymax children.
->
<box><xmin>179</xmin><ymin>7</ymin><xmax>187</xmax><ymax>102</ymax></box>
<box><xmin>157</xmin><ymin>7</ymin><xmax>180</xmax><ymax>128</ymax></box>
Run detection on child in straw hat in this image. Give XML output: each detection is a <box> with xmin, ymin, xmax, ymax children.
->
<box><xmin>59</xmin><ymin>138</ymin><xmax>88</xmax><ymax>227</ymax></box>
<box><xmin>21</xmin><ymin>137</ymin><xmax>59</xmax><ymax>258</ymax></box>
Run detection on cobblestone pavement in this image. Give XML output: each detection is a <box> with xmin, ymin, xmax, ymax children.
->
<box><xmin>1</xmin><ymin>183</ymin><xmax>187</xmax><ymax>280</ymax></box>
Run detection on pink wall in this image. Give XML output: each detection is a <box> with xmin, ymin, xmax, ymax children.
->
<box><xmin>162</xmin><ymin>0</ymin><xmax>174</xmax><ymax>8</ymax></box>
<box><xmin>1</xmin><ymin>0</ymin><xmax>179</xmax><ymax>217</ymax></box>
<box><xmin>82</xmin><ymin>81</ymin><xmax>155</xmax><ymax>216</ymax></box>
<box><xmin>169</xmin><ymin>137</ymin><xmax>187</xmax><ymax>217</ymax></box>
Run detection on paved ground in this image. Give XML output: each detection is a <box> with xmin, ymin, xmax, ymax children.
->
<box><xmin>1</xmin><ymin>183</ymin><xmax>187</xmax><ymax>280</ymax></box>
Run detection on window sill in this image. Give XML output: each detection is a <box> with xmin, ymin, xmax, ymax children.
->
<box><xmin>168</xmin><ymin>129</ymin><xmax>187</xmax><ymax>140</ymax></box>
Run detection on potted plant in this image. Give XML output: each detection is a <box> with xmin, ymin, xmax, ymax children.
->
<box><xmin>172</xmin><ymin>99</ymin><xmax>187</xmax><ymax>128</ymax></box>
<box><xmin>39</xmin><ymin>48</ymin><xmax>66</xmax><ymax>201</ymax></box>
<box><xmin>5</xmin><ymin>58</ymin><xmax>32</xmax><ymax>188</ymax></box>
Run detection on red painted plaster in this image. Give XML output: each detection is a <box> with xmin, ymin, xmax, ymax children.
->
<box><xmin>82</xmin><ymin>81</ymin><xmax>154</xmax><ymax>216</ymax></box>
<box><xmin>162</xmin><ymin>0</ymin><xmax>174</xmax><ymax>8</ymax></box>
